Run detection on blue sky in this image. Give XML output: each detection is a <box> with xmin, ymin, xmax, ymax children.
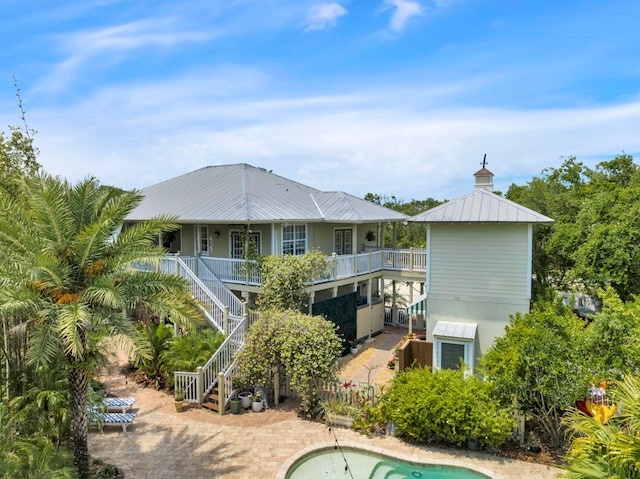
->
<box><xmin>1</xmin><ymin>1</ymin><xmax>639</xmax><ymax>202</ymax></box>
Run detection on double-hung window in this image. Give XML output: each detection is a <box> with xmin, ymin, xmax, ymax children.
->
<box><xmin>282</xmin><ymin>225</ymin><xmax>306</xmax><ymax>255</ymax></box>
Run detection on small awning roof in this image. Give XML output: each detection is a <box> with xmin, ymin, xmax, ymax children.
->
<box><xmin>405</xmin><ymin>293</ymin><xmax>427</xmax><ymax>315</ymax></box>
<box><xmin>432</xmin><ymin>321</ymin><xmax>477</xmax><ymax>340</ymax></box>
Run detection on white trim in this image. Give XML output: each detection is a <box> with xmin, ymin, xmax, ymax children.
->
<box><xmin>527</xmin><ymin>224</ymin><xmax>532</xmax><ymax>300</ymax></box>
<box><xmin>433</xmin><ymin>320</ymin><xmax>477</xmax><ymax>376</ymax></box>
<box><xmin>425</xmin><ymin>224</ymin><xmax>431</xmax><ymax>293</ymax></box>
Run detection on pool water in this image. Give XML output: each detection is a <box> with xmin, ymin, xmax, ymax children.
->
<box><xmin>286</xmin><ymin>447</ymin><xmax>491</xmax><ymax>479</ymax></box>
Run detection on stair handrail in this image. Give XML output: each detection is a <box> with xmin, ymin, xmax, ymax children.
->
<box><xmin>196</xmin><ymin>256</ymin><xmax>244</xmax><ymax>317</ymax></box>
<box><xmin>159</xmin><ymin>256</ymin><xmax>226</xmax><ymax>333</ymax></box>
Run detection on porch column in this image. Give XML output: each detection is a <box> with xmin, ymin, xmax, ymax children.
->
<box><xmin>391</xmin><ymin>280</ymin><xmax>398</xmax><ymax>326</ymax></box>
<box><xmin>366</xmin><ymin>278</ymin><xmax>373</xmax><ymax>343</ymax></box>
<box><xmin>308</xmin><ymin>291</ymin><xmax>315</xmax><ymax>315</ymax></box>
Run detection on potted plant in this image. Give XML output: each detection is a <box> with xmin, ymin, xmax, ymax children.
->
<box><xmin>251</xmin><ymin>391</ymin><xmax>264</xmax><ymax>412</ymax></box>
<box><xmin>238</xmin><ymin>390</ymin><xmax>253</xmax><ymax>409</ymax></box>
<box><xmin>229</xmin><ymin>395</ymin><xmax>242</xmax><ymax>415</ymax></box>
<box><xmin>349</xmin><ymin>340</ymin><xmax>359</xmax><ymax>355</ymax></box>
<box><xmin>174</xmin><ymin>389</ymin><xmax>186</xmax><ymax>412</ymax></box>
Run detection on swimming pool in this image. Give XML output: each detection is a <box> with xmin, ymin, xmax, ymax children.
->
<box><xmin>285</xmin><ymin>446</ymin><xmax>493</xmax><ymax>479</ymax></box>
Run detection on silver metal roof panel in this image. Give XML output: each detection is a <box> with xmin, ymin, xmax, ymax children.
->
<box><xmin>432</xmin><ymin>321</ymin><xmax>478</xmax><ymax>340</ymax></box>
<box><xmin>126</xmin><ymin>163</ymin><xmax>407</xmax><ymax>224</ymax></box>
<box><xmin>408</xmin><ymin>188</ymin><xmax>553</xmax><ymax>223</ymax></box>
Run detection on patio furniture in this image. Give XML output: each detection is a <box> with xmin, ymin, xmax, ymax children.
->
<box><xmin>90</xmin><ymin>411</ymin><xmax>137</xmax><ymax>432</ymax></box>
<box><xmin>103</xmin><ymin>397</ymin><xmax>137</xmax><ymax>413</ymax></box>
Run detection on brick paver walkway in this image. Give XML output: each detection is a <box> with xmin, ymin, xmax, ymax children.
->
<box><xmin>89</xmin><ymin>330</ymin><xmax>562</xmax><ymax>479</ymax></box>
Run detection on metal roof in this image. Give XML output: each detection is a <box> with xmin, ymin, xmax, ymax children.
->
<box><xmin>126</xmin><ymin>163</ymin><xmax>408</xmax><ymax>224</ymax></box>
<box><xmin>432</xmin><ymin>321</ymin><xmax>477</xmax><ymax>340</ymax></box>
<box><xmin>408</xmin><ymin>188</ymin><xmax>553</xmax><ymax>224</ymax></box>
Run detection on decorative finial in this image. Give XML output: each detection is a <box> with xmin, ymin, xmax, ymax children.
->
<box><xmin>481</xmin><ymin>154</ymin><xmax>487</xmax><ymax>169</ymax></box>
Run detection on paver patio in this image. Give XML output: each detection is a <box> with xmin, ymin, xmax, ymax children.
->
<box><xmin>89</xmin><ymin>330</ymin><xmax>562</xmax><ymax>479</ymax></box>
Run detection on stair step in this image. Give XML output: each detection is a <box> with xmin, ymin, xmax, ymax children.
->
<box><xmin>201</xmin><ymin>401</ymin><xmax>221</xmax><ymax>412</ymax></box>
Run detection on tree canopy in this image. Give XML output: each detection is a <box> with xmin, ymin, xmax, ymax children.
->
<box><xmin>363</xmin><ymin>193</ymin><xmax>443</xmax><ymax>248</ymax></box>
<box><xmin>507</xmin><ymin>154</ymin><xmax>640</xmax><ymax>302</ymax></box>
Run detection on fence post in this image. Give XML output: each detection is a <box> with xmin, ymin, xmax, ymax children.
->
<box><xmin>223</xmin><ymin>306</ymin><xmax>229</xmax><ymax>336</ymax></box>
<box><xmin>197</xmin><ymin>366</ymin><xmax>204</xmax><ymax>404</ymax></box>
<box><xmin>217</xmin><ymin>371</ymin><xmax>225</xmax><ymax>416</ymax></box>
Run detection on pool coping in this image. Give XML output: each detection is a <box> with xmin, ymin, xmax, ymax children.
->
<box><xmin>276</xmin><ymin>440</ymin><xmax>498</xmax><ymax>479</ymax></box>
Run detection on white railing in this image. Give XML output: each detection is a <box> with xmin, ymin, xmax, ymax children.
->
<box><xmin>190</xmin><ymin>248</ymin><xmax>425</xmax><ymax>286</ymax></box>
<box><xmin>197</xmin><ymin>257</ymin><xmax>244</xmax><ymax>317</ymax></box>
<box><xmin>199</xmin><ymin>314</ymin><xmax>245</xmax><ymax>396</ymax></box>
<box><xmin>173</xmin><ymin>310</ymin><xmax>258</xmax><ymax>407</ymax></box>
<box><xmin>199</xmin><ymin>256</ymin><xmax>262</xmax><ymax>285</ymax></box>
<box><xmin>160</xmin><ymin>256</ymin><xmax>225</xmax><ymax>333</ymax></box>
<box><xmin>381</xmin><ymin>248</ymin><xmax>426</xmax><ymax>272</ymax></box>
<box><xmin>174</xmin><ymin>371</ymin><xmax>199</xmax><ymax>404</ymax></box>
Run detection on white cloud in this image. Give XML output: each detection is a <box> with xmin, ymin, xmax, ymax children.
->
<box><xmin>304</xmin><ymin>3</ymin><xmax>348</xmax><ymax>31</ymax></box>
<box><xmin>385</xmin><ymin>0</ymin><xmax>424</xmax><ymax>32</ymax></box>
<box><xmin>20</xmin><ymin>73</ymin><xmax>640</xmax><ymax>201</ymax></box>
<box><xmin>35</xmin><ymin>18</ymin><xmax>210</xmax><ymax>94</ymax></box>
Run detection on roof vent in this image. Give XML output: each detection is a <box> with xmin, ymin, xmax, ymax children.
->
<box><xmin>474</xmin><ymin>154</ymin><xmax>494</xmax><ymax>190</ymax></box>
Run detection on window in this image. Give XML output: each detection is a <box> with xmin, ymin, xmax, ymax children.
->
<box><xmin>440</xmin><ymin>343</ymin><xmax>465</xmax><ymax>370</ymax></box>
<box><xmin>231</xmin><ymin>230</ymin><xmax>261</xmax><ymax>259</ymax></box>
<box><xmin>334</xmin><ymin>228</ymin><xmax>353</xmax><ymax>255</ymax></box>
<box><xmin>433</xmin><ymin>321</ymin><xmax>476</xmax><ymax>376</ymax></box>
<box><xmin>199</xmin><ymin>226</ymin><xmax>209</xmax><ymax>255</ymax></box>
<box><xmin>282</xmin><ymin>225</ymin><xmax>306</xmax><ymax>255</ymax></box>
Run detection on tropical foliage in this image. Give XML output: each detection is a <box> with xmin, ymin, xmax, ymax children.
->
<box><xmin>235</xmin><ymin>309</ymin><xmax>342</xmax><ymax>414</ymax></box>
<box><xmin>0</xmin><ymin>172</ymin><xmax>203</xmax><ymax>478</ymax></box>
<box><xmin>256</xmin><ymin>249</ymin><xmax>327</xmax><ymax>311</ymax></box>
<box><xmin>480</xmin><ymin>300</ymin><xmax>591</xmax><ymax>448</ymax></box>
<box><xmin>564</xmin><ymin>375</ymin><xmax>640</xmax><ymax>478</ymax></box>
<box><xmin>378</xmin><ymin>367</ymin><xmax>514</xmax><ymax>448</ymax></box>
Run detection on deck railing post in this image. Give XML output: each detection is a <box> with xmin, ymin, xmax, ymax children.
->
<box><xmin>223</xmin><ymin>306</ymin><xmax>229</xmax><ymax>336</ymax></box>
<box><xmin>197</xmin><ymin>366</ymin><xmax>204</xmax><ymax>404</ymax></box>
<box><xmin>217</xmin><ymin>371</ymin><xmax>225</xmax><ymax>416</ymax></box>
<box><xmin>332</xmin><ymin>253</ymin><xmax>337</xmax><ymax>280</ymax></box>
<box><xmin>409</xmin><ymin>247</ymin><xmax>414</xmax><ymax>271</ymax></box>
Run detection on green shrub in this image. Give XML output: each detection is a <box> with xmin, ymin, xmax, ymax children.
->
<box><xmin>379</xmin><ymin>367</ymin><xmax>514</xmax><ymax>448</ymax></box>
<box><xmin>161</xmin><ymin>329</ymin><xmax>225</xmax><ymax>386</ymax></box>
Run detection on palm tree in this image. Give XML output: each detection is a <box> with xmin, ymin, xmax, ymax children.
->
<box><xmin>564</xmin><ymin>375</ymin><xmax>640</xmax><ymax>478</ymax></box>
<box><xmin>0</xmin><ymin>173</ymin><xmax>203</xmax><ymax>478</ymax></box>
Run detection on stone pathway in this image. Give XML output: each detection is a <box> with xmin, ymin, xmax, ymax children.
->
<box><xmin>88</xmin><ymin>328</ymin><xmax>562</xmax><ymax>479</ymax></box>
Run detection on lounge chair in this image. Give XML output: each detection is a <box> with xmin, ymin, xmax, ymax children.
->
<box><xmin>90</xmin><ymin>411</ymin><xmax>137</xmax><ymax>432</ymax></box>
<box><xmin>102</xmin><ymin>397</ymin><xmax>137</xmax><ymax>413</ymax></box>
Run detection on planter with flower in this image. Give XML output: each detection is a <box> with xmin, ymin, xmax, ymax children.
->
<box><xmin>174</xmin><ymin>389</ymin><xmax>186</xmax><ymax>412</ymax></box>
<box><xmin>349</xmin><ymin>340</ymin><xmax>359</xmax><ymax>355</ymax></box>
<box><xmin>251</xmin><ymin>391</ymin><xmax>264</xmax><ymax>412</ymax></box>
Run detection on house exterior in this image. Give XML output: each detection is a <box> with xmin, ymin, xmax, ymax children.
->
<box><xmin>408</xmin><ymin>168</ymin><xmax>553</xmax><ymax>374</ymax></box>
<box><xmin>125</xmin><ymin>163</ymin><xmax>416</xmax><ymax>341</ymax></box>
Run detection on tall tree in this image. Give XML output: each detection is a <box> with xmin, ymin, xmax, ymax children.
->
<box><xmin>480</xmin><ymin>300</ymin><xmax>590</xmax><ymax>448</ymax></box>
<box><xmin>507</xmin><ymin>154</ymin><xmax>640</xmax><ymax>302</ymax></box>
<box><xmin>0</xmin><ymin>173</ymin><xmax>203</xmax><ymax>478</ymax></box>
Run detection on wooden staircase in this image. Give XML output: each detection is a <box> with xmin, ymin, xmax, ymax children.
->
<box><xmin>201</xmin><ymin>384</ymin><xmax>225</xmax><ymax>413</ymax></box>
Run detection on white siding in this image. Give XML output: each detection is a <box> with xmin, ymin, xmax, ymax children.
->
<box><xmin>429</xmin><ymin>223</ymin><xmax>529</xmax><ymax>300</ymax></box>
